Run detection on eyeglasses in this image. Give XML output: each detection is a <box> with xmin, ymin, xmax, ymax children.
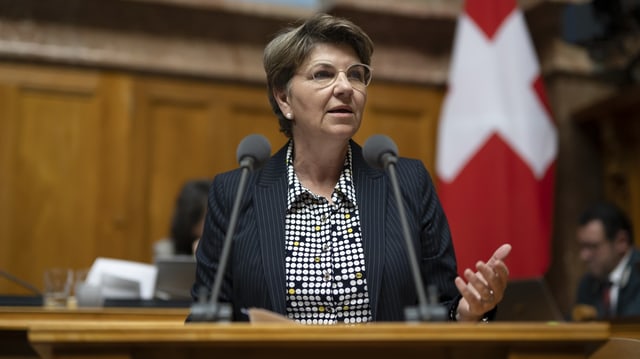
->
<box><xmin>303</xmin><ymin>63</ymin><xmax>373</xmax><ymax>90</ymax></box>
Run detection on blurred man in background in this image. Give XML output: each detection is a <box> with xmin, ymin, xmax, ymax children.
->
<box><xmin>574</xmin><ymin>201</ymin><xmax>640</xmax><ymax>320</ymax></box>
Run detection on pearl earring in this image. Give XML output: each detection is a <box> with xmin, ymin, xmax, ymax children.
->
<box><xmin>286</xmin><ymin>113</ymin><xmax>293</xmax><ymax>119</ymax></box>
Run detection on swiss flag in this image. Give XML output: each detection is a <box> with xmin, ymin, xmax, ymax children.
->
<box><xmin>436</xmin><ymin>0</ymin><xmax>557</xmax><ymax>279</ymax></box>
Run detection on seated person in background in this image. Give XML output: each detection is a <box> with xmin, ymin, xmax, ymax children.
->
<box><xmin>574</xmin><ymin>201</ymin><xmax>640</xmax><ymax>320</ymax></box>
<box><xmin>154</xmin><ymin>179</ymin><xmax>210</xmax><ymax>259</ymax></box>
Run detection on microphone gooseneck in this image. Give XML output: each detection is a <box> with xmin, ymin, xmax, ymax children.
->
<box><xmin>363</xmin><ymin>134</ymin><xmax>446</xmax><ymax>322</ymax></box>
<box><xmin>0</xmin><ymin>269</ymin><xmax>42</xmax><ymax>296</ymax></box>
<box><xmin>190</xmin><ymin>134</ymin><xmax>271</xmax><ymax>322</ymax></box>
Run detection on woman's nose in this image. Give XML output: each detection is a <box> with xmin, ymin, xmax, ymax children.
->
<box><xmin>333</xmin><ymin>72</ymin><xmax>355</xmax><ymax>94</ymax></box>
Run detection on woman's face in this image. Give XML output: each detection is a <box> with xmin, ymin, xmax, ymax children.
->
<box><xmin>275</xmin><ymin>43</ymin><xmax>368</xmax><ymax>144</ymax></box>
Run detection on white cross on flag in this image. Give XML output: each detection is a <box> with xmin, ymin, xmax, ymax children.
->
<box><xmin>436</xmin><ymin>0</ymin><xmax>557</xmax><ymax>279</ymax></box>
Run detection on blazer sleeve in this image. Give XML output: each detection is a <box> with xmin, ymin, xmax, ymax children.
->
<box><xmin>401</xmin><ymin>160</ymin><xmax>459</xmax><ymax>304</ymax></box>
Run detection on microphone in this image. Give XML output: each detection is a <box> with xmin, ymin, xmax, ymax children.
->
<box><xmin>363</xmin><ymin>134</ymin><xmax>399</xmax><ymax>170</ymax></box>
<box><xmin>190</xmin><ymin>134</ymin><xmax>271</xmax><ymax>322</ymax></box>
<box><xmin>237</xmin><ymin>134</ymin><xmax>271</xmax><ymax>170</ymax></box>
<box><xmin>363</xmin><ymin>134</ymin><xmax>446</xmax><ymax>322</ymax></box>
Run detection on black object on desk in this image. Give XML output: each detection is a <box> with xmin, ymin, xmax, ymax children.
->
<box><xmin>0</xmin><ymin>295</ymin><xmax>43</xmax><ymax>307</ymax></box>
<box><xmin>103</xmin><ymin>298</ymin><xmax>192</xmax><ymax>308</ymax></box>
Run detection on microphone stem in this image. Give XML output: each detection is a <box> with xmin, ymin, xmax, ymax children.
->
<box><xmin>208</xmin><ymin>165</ymin><xmax>250</xmax><ymax>320</ymax></box>
<box><xmin>0</xmin><ymin>269</ymin><xmax>42</xmax><ymax>295</ymax></box>
<box><xmin>386</xmin><ymin>163</ymin><xmax>430</xmax><ymax>315</ymax></box>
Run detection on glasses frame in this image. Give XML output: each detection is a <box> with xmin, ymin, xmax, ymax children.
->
<box><xmin>302</xmin><ymin>62</ymin><xmax>373</xmax><ymax>90</ymax></box>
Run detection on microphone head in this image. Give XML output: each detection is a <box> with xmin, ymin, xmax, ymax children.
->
<box><xmin>363</xmin><ymin>134</ymin><xmax>398</xmax><ymax>170</ymax></box>
<box><xmin>236</xmin><ymin>134</ymin><xmax>271</xmax><ymax>170</ymax></box>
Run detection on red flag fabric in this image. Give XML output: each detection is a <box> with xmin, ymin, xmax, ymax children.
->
<box><xmin>436</xmin><ymin>0</ymin><xmax>557</xmax><ymax>279</ymax></box>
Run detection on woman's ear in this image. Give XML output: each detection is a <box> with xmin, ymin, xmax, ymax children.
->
<box><xmin>273</xmin><ymin>88</ymin><xmax>291</xmax><ymax>118</ymax></box>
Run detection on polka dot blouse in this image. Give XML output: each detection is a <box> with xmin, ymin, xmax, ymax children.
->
<box><xmin>284</xmin><ymin>142</ymin><xmax>372</xmax><ymax>324</ymax></box>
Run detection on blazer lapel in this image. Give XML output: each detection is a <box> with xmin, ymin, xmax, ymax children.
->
<box><xmin>254</xmin><ymin>145</ymin><xmax>288</xmax><ymax>315</ymax></box>
<box><xmin>351</xmin><ymin>142</ymin><xmax>386</xmax><ymax>320</ymax></box>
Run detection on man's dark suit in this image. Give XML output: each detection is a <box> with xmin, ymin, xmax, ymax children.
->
<box><xmin>193</xmin><ymin>141</ymin><xmax>460</xmax><ymax>321</ymax></box>
<box><xmin>576</xmin><ymin>248</ymin><xmax>640</xmax><ymax>319</ymax></box>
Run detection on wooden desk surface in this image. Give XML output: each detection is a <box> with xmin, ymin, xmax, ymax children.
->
<box><xmin>3</xmin><ymin>306</ymin><xmax>639</xmax><ymax>359</ymax></box>
<box><xmin>610</xmin><ymin>320</ymin><xmax>640</xmax><ymax>340</ymax></box>
<box><xmin>0</xmin><ymin>308</ymin><xmax>623</xmax><ymax>359</ymax></box>
<box><xmin>0</xmin><ymin>320</ymin><xmax>611</xmax><ymax>359</ymax></box>
<box><xmin>21</xmin><ymin>321</ymin><xmax>609</xmax><ymax>343</ymax></box>
<box><xmin>0</xmin><ymin>306</ymin><xmax>189</xmax><ymax>322</ymax></box>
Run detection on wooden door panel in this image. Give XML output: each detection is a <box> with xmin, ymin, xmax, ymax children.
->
<box><xmin>356</xmin><ymin>83</ymin><xmax>443</xmax><ymax>174</ymax></box>
<box><xmin>216</xmin><ymin>83</ymin><xmax>286</xmax><ymax>161</ymax></box>
<box><xmin>147</xmin><ymin>100</ymin><xmax>220</xmax><ymax>251</ymax></box>
<box><xmin>132</xmin><ymin>79</ymin><xmax>277</xmax><ymax>256</ymax></box>
<box><xmin>0</xmin><ymin>64</ymin><xmax>104</xmax><ymax>294</ymax></box>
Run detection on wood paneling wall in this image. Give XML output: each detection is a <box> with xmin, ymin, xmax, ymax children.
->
<box><xmin>574</xmin><ymin>86</ymin><xmax>640</xmax><ymax>246</ymax></box>
<box><xmin>0</xmin><ymin>64</ymin><xmax>109</xmax><ymax>292</ymax></box>
<box><xmin>0</xmin><ymin>61</ymin><xmax>443</xmax><ymax>294</ymax></box>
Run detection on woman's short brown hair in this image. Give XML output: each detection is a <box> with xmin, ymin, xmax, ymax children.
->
<box><xmin>263</xmin><ymin>13</ymin><xmax>374</xmax><ymax>138</ymax></box>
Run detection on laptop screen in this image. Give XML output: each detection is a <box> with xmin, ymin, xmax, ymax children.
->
<box><xmin>154</xmin><ymin>255</ymin><xmax>197</xmax><ymax>301</ymax></box>
<box><xmin>494</xmin><ymin>278</ymin><xmax>565</xmax><ymax>322</ymax></box>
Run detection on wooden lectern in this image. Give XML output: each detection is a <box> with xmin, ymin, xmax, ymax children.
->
<box><xmin>2</xmin><ymin>320</ymin><xmax>609</xmax><ymax>359</ymax></box>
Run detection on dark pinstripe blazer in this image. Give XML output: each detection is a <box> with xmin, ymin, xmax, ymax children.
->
<box><xmin>193</xmin><ymin>140</ymin><xmax>460</xmax><ymax>322</ymax></box>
